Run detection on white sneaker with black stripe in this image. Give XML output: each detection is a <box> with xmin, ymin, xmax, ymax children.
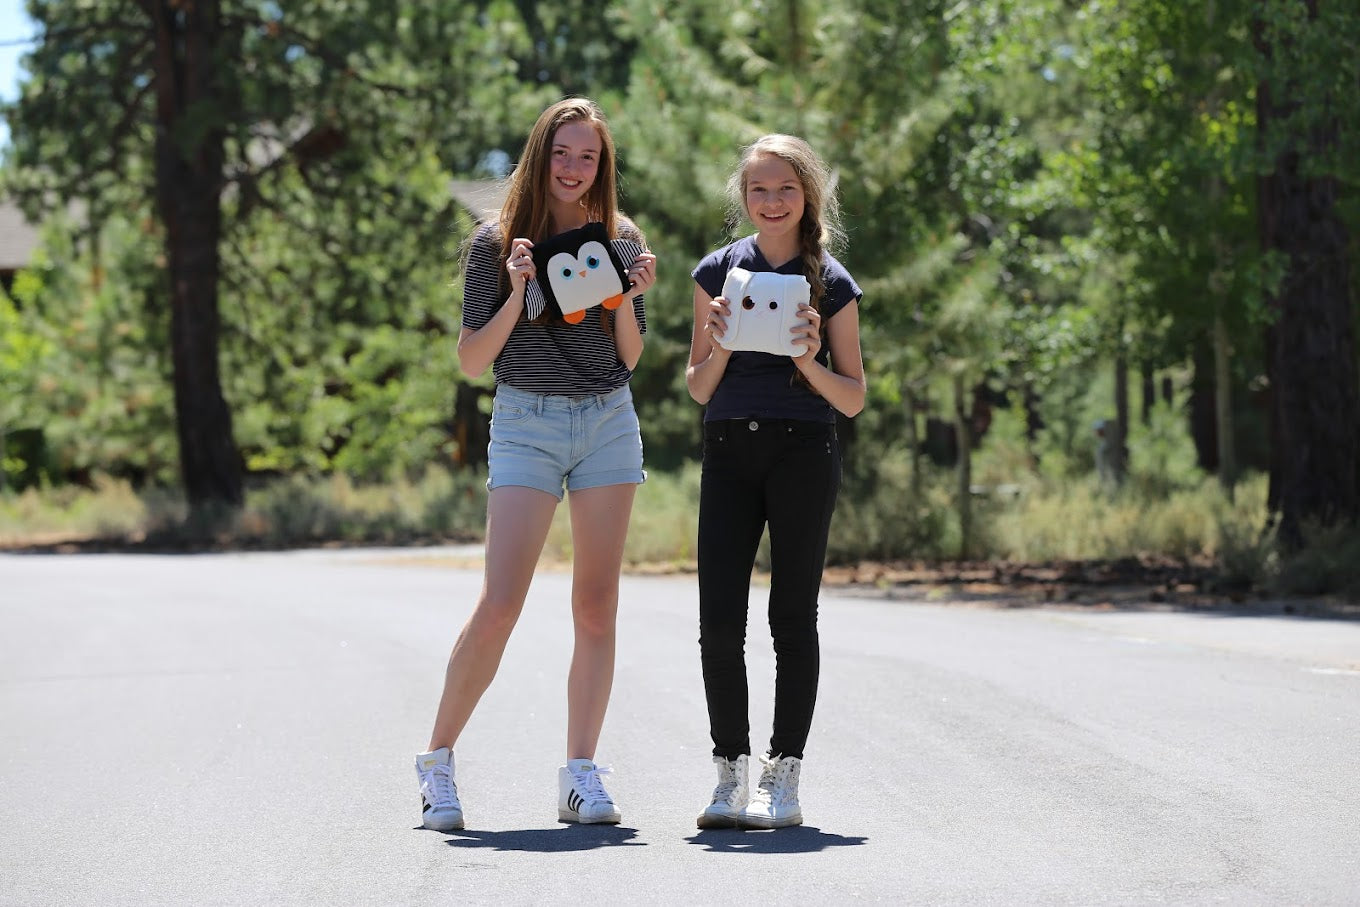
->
<box><xmin>558</xmin><ymin>758</ymin><xmax>621</xmax><ymax>824</ymax></box>
<box><xmin>415</xmin><ymin>747</ymin><xmax>464</xmax><ymax>831</ymax></box>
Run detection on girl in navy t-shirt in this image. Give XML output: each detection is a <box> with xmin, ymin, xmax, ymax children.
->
<box><xmin>686</xmin><ymin>134</ymin><xmax>866</xmax><ymax>830</ymax></box>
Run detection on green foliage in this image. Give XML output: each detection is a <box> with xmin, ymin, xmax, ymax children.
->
<box><xmin>0</xmin><ymin>0</ymin><xmax>1355</xmax><ymax>583</ymax></box>
<box><xmin>1269</xmin><ymin>523</ymin><xmax>1360</xmax><ymax>601</ymax></box>
<box><xmin>240</xmin><ymin>467</ymin><xmax>485</xmax><ymax>545</ymax></box>
<box><xmin>0</xmin><ymin>474</ymin><xmax>164</xmax><ymax>543</ymax></box>
<box><xmin>0</xmin><ymin>213</ymin><xmax>178</xmax><ymax>486</ymax></box>
<box><xmin>0</xmin><ymin>467</ymin><xmax>486</xmax><ymax>548</ymax></box>
<box><xmin>830</xmin><ymin>446</ymin><xmax>954</xmax><ymax>563</ymax></box>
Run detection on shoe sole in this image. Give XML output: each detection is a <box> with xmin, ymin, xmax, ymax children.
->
<box><xmin>696</xmin><ymin>810</ymin><xmax>742</xmax><ymax>830</ymax></box>
<box><xmin>423</xmin><ymin>817</ymin><xmax>465</xmax><ymax>831</ymax></box>
<box><xmin>739</xmin><ymin>814</ymin><xmax>803</xmax><ymax>829</ymax></box>
<box><xmin>558</xmin><ymin>809</ymin><xmax>621</xmax><ymax>825</ymax></box>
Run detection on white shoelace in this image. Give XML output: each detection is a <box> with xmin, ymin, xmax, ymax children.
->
<box><xmin>571</xmin><ymin>764</ymin><xmax>615</xmax><ymax>804</ymax></box>
<box><xmin>422</xmin><ymin>762</ymin><xmax>458</xmax><ymax>808</ymax></box>
<box><xmin>753</xmin><ymin>756</ymin><xmax>798</xmax><ymax>806</ymax></box>
<box><xmin>711</xmin><ymin>760</ymin><xmax>741</xmax><ymax>805</ymax></box>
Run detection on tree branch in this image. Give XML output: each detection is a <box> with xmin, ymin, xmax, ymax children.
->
<box><xmin>219</xmin><ymin>12</ymin><xmax>420</xmax><ymax>97</ymax></box>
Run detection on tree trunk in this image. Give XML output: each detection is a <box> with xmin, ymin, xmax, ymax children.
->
<box><xmin>1257</xmin><ymin>1</ymin><xmax>1359</xmax><ymax>546</ymax></box>
<box><xmin>903</xmin><ymin>383</ymin><xmax>921</xmax><ymax>496</ymax></box>
<box><xmin>452</xmin><ymin>383</ymin><xmax>490</xmax><ymax>468</ymax></box>
<box><xmin>1140</xmin><ymin>361</ymin><xmax>1154</xmax><ymax>425</ymax></box>
<box><xmin>952</xmin><ymin>373</ymin><xmax>972</xmax><ymax>559</ymax></box>
<box><xmin>1213</xmin><ymin>312</ymin><xmax>1237</xmax><ymax>499</ymax></box>
<box><xmin>1188</xmin><ymin>338</ymin><xmax>1218</xmax><ymax>471</ymax></box>
<box><xmin>1023</xmin><ymin>382</ymin><xmax>1043</xmax><ymax>470</ymax></box>
<box><xmin>151</xmin><ymin>1</ymin><xmax>243</xmax><ymax>512</ymax></box>
<box><xmin>1112</xmin><ymin>353</ymin><xmax>1129</xmax><ymax>484</ymax></box>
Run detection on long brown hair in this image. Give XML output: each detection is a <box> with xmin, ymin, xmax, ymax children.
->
<box><xmin>497</xmin><ymin>97</ymin><xmax>624</xmax><ymax>328</ymax></box>
<box><xmin>500</xmin><ymin>98</ymin><xmax>619</xmax><ymax>252</ymax></box>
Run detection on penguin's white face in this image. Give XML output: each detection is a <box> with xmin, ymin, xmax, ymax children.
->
<box><xmin>545</xmin><ymin>240</ymin><xmax>623</xmax><ymax>315</ymax></box>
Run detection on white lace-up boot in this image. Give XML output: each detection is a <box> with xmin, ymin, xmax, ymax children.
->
<box><xmin>558</xmin><ymin>758</ymin><xmax>621</xmax><ymax>824</ymax></box>
<box><xmin>697</xmin><ymin>754</ymin><xmax>750</xmax><ymax>829</ymax></box>
<box><xmin>741</xmin><ymin>754</ymin><xmax>802</xmax><ymax>829</ymax></box>
<box><xmin>415</xmin><ymin>747</ymin><xmax>464</xmax><ymax>831</ymax></box>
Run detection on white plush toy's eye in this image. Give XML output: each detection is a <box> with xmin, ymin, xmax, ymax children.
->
<box><xmin>768</xmin><ymin>300</ymin><xmax>779</xmax><ymax>310</ymax></box>
<box><xmin>560</xmin><ymin>267</ymin><xmax>574</xmax><ymax>280</ymax></box>
<box><xmin>586</xmin><ymin>255</ymin><xmax>601</xmax><ymax>269</ymax></box>
<box><xmin>742</xmin><ymin>296</ymin><xmax>755</xmax><ymax>310</ymax></box>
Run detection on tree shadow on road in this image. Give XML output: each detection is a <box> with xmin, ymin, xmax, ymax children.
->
<box><xmin>685</xmin><ymin>826</ymin><xmax>867</xmax><ymax>853</ymax></box>
<box><xmin>437</xmin><ymin>825</ymin><xmax>646</xmax><ymax>852</ymax></box>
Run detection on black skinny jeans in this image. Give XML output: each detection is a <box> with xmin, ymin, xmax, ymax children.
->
<box><xmin>697</xmin><ymin>417</ymin><xmax>841</xmax><ymax>761</ymax></box>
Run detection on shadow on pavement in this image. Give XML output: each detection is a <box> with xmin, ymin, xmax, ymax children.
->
<box><xmin>686</xmin><ymin>826</ymin><xmax>868</xmax><ymax>853</ymax></box>
<box><xmin>439</xmin><ymin>825</ymin><xmax>646</xmax><ymax>852</ymax></box>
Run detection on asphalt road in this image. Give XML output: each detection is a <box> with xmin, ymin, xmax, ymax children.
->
<box><xmin>2</xmin><ymin>548</ymin><xmax>1358</xmax><ymax>905</ymax></box>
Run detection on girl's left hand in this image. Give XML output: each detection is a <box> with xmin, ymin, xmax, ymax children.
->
<box><xmin>792</xmin><ymin>304</ymin><xmax>822</xmax><ymax>365</ymax></box>
<box><xmin>627</xmin><ymin>252</ymin><xmax>657</xmax><ymax>298</ymax></box>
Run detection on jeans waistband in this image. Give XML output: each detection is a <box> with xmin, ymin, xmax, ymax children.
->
<box><xmin>708</xmin><ymin>417</ymin><xmax>832</xmax><ymax>430</ymax></box>
<box><xmin>496</xmin><ymin>383</ymin><xmax>632</xmax><ymax>414</ymax></box>
<box><xmin>704</xmin><ymin>417</ymin><xmax>836</xmax><ymax>440</ymax></box>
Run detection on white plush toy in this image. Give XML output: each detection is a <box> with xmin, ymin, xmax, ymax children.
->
<box><xmin>717</xmin><ymin>267</ymin><xmax>812</xmax><ymax>357</ymax></box>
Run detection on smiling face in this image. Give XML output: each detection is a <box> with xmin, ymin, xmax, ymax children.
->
<box><xmin>743</xmin><ymin>153</ymin><xmax>806</xmax><ymax>245</ymax></box>
<box><xmin>547</xmin><ymin>120</ymin><xmax>602</xmax><ymax>211</ymax></box>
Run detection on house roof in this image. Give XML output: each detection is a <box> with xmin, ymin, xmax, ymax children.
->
<box><xmin>0</xmin><ymin>201</ymin><xmax>42</xmax><ymax>271</ymax></box>
<box><xmin>448</xmin><ymin>179</ymin><xmax>507</xmax><ymax>223</ymax></box>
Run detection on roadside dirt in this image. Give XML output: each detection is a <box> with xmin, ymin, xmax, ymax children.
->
<box><xmin>3</xmin><ymin>535</ymin><xmax>1355</xmax><ymax>618</ymax></box>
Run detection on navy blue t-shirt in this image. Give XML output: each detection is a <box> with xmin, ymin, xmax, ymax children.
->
<box><xmin>692</xmin><ymin>235</ymin><xmax>862</xmax><ymax>423</ymax></box>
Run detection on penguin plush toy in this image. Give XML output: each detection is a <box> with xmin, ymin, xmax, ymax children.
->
<box><xmin>524</xmin><ymin>222</ymin><xmax>645</xmax><ymax>324</ymax></box>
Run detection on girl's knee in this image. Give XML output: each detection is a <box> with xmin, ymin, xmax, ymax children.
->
<box><xmin>699</xmin><ymin>620</ymin><xmax>748</xmax><ymax>655</ymax></box>
<box><xmin>768</xmin><ymin>613</ymin><xmax>818</xmax><ymax>644</ymax></box>
<box><xmin>465</xmin><ymin>596</ymin><xmax>523</xmax><ymax>642</ymax></box>
<box><xmin>571</xmin><ymin>592</ymin><xmax>619</xmax><ymax>638</ymax></box>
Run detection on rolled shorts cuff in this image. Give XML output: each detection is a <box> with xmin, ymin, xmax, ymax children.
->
<box><xmin>486</xmin><ymin>472</ymin><xmax>571</xmax><ymax>501</ymax></box>
<box><xmin>568</xmin><ymin>466</ymin><xmax>648</xmax><ymax>494</ymax></box>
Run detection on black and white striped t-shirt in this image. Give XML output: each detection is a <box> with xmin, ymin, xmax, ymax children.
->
<box><xmin>460</xmin><ymin>222</ymin><xmax>648</xmax><ymax>395</ymax></box>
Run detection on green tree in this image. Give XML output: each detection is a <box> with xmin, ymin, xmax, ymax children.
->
<box><xmin>1254</xmin><ymin>0</ymin><xmax>1360</xmax><ymax>543</ymax></box>
<box><xmin>2</xmin><ymin>1</ymin><xmax>526</xmax><ymax>513</ymax></box>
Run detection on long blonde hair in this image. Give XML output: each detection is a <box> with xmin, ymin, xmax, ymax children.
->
<box><xmin>726</xmin><ymin>134</ymin><xmax>844</xmax><ymax>317</ymax></box>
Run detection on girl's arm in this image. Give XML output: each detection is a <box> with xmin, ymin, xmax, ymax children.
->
<box><xmin>792</xmin><ymin>301</ymin><xmax>867</xmax><ymax>417</ymax></box>
<box><xmin>613</xmin><ymin>251</ymin><xmax>656</xmax><ymax>372</ymax></box>
<box><xmin>456</xmin><ymin>237</ymin><xmax>534</xmax><ymax>378</ymax></box>
<box><xmin>685</xmin><ymin>284</ymin><xmax>733</xmax><ymax>405</ymax></box>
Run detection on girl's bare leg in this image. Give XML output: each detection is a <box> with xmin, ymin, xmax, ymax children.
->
<box><xmin>427</xmin><ymin>486</ymin><xmax>559</xmax><ymax>751</ymax></box>
<box><xmin>563</xmin><ymin>482</ymin><xmax>636</xmax><ymax>759</ymax></box>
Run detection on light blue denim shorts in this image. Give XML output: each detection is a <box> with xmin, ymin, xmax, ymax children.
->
<box><xmin>487</xmin><ymin>384</ymin><xmax>646</xmax><ymax>500</ymax></box>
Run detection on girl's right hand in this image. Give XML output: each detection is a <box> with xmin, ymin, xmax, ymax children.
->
<box><xmin>705</xmin><ymin>296</ymin><xmax>732</xmax><ymax>345</ymax></box>
<box><xmin>506</xmin><ymin>239</ymin><xmax>535</xmax><ymax>288</ymax></box>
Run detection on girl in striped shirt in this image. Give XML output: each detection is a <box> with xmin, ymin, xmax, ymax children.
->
<box><xmin>415</xmin><ymin>98</ymin><xmax>656</xmax><ymax>831</ymax></box>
